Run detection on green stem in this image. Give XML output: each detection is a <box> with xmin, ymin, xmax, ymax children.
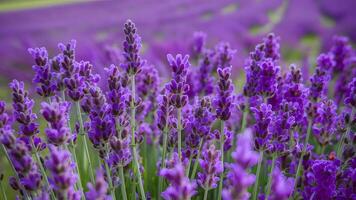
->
<box><xmin>30</xmin><ymin>139</ymin><xmax>56</xmax><ymax>200</ymax></box>
<box><xmin>158</xmin><ymin>127</ymin><xmax>168</xmax><ymax>198</ymax></box>
<box><xmin>293</xmin><ymin>119</ymin><xmax>312</xmax><ymax>196</ymax></box>
<box><xmin>320</xmin><ymin>144</ymin><xmax>326</xmax><ymax>155</ymax></box>
<box><xmin>119</xmin><ymin>166</ymin><xmax>128</xmax><ymax>200</ymax></box>
<box><xmin>0</xmin><ymin>175</ymin><xmax>7</xmax><ymax>200</ymax></box>
<box><xmin>75</xmin><ymin>101</ymin><xmax>95</xmax><ymax>183</ymax></box>
<box><xmin>265</xmin><ymin>153</ymin><xmax>277</xmax><ymax>199</ymax></box>
<box><xmin>1</xmin><ymin>145</ymin><xmax>30</xmax><ymax>199</ymax></box>
<box><xmin>66</xmin><ymin>145</ymin><xmax>84</xmax><ymax>197</ymax></box>
<box><xmin>104</xmin><ymin>159</ymin><xmax>116</xmax><ymax>200</ymax></box>
<box><xmin>185</xmin><ymin>151</ymin><xmax>193</xmax><ymax>177</ymax></box>
<box><xmin>252</xmin><ymin>151</ymin><xmax>264</xmax><ymax>200</ymax></box>
<box><xmin>177</xmin><ymin>108</ymin><xmax>182</xmax><ymax>160</ymax></box>
<box><xmin>130</xmin><ymin>75</ymin><xmax>146</xmax><ymax>200</ymax></box>
<box><xmin>337</xmin><ymin>108</ymin><xmax>354</xmax><ymax>158</ymax></box>
<box><xmin>190</xmin><ymin>139</ymin><xmax>204</xmax><ymax>179</ymax></box>
<box><xmin>203</xmin><ymin>188</ymin><xmax>209</xmax><ymax>200</ymax></box>
<box><xmin>217</xmin><ymin>121</ymin><xmax>225</xmax><ymax>200</ymax></box>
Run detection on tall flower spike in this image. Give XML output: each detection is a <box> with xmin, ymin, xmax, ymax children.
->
<box><xmin>344</xmin><ymin>77</ymin><xmax>356</xmax><ymax>108</ymax></box>
<box><xmin>197</xmin><ymin>144</ymin><xmax>223</xmax><ymax>189</ymax></box>
<box><xmin>251</xmin><ymin>103</ymin><xmax>274</xmax><ymax>150</ymax></box>
<box><xmin>223</xmin><ymin>129</ymin><xmax>259</xmax><ymax>200</ymax></box>
<box><xmin>28</xmin><ymin>47</ymin><xmax>56</xmax><ymax>97</ymax></box>
<box><xmin>215</xmin><ymin>66</ymin><xmax>234</xmax><ymax>121</ymax></box>
<box><xmin>263</xmin><ymin>33</ymin><xmax>280</xmax><ymax>62</ymax></box>
<box><xmin>166</xmin><ymin>54</ymin><xmax>190</xmax><ymax>108</ymax></box>
<box><xmin>45</xmin><ymin>145</ymin><xmax>81</xmax><ymax>200</ymax></box>
<box><xmin>160</xmin><ymin>163</ymin><xmax>197</xmax><ymax>200</ymax></box>
<box><xmin>122</xmin><ymin>19</ymin><xmax>145</xmax><ymax>76</ymax></box>
<box><xmin>309</xmin><ymin>54</ymin><xmax>334</xmax><ymax>101</ymax></box>
<box><xmin>85</xmin><ymin>169</ymin><xmax>110</xmax><ymax>200</ymax></box>
<box><xmin>9</xmin><ymin>80</ymin><xmax>39</xmax><ymax>137</ymax></box>
<box><xmin>41</xmin><ymin>100</ymin><xmax>71</xmax><ymax>146</ymax></box>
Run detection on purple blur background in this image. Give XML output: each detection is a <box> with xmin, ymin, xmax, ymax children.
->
<box><xmin>0</xmin><ymin>0</ymin><xmax>355</xmax><ymax>84</ymax></box>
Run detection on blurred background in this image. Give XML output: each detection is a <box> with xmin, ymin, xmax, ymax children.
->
<box><xmin>0</xmin><ymin>0</ymin><xmax>355</xmax><ymax>96</ymax></box>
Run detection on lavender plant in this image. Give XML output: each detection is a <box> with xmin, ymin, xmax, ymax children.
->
<box><xmin>0</xmin><ymin>19</ymin><xmax>355</xmax><ymax>200</ymax></box>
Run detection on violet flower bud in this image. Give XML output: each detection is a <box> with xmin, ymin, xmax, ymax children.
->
<box><xmin>121</xmin><ymin>20</ymin><xmax>145</xmax><ymax>76</ymax></box>
<box><xmin>214</xmin><ymin>66</ymin><xmax>234</xmax><ymax>121</ymax></box>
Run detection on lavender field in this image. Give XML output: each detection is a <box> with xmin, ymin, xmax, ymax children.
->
<box><xmin>0</xmin><ymin>1</ymin><xmax>355</xmax><ymax>200</ymax></box>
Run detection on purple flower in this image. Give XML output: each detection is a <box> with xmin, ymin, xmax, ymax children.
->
<box><xmin>223</xmin><ymin>129</ymin><xmax>259</xmax><ymax>200</ymax></box>
<box><xmin>28</xmin><ymin>47</ymin><xmax>56</xmax><ymax>97</ymax></box>
<box><xmin>197</xmin><ymin>144</ymin><xmax>223</xmax><ymax>189</ymax></box>
<box><xmin>195</xmin><ymin>50</ymin><xmax>215</xmax><ymax>96</ymax></box>
<box><xmin>105</xmin><ymin>64</ymin><xmax>128</xmax><ymax>117</ymax></box>
<box><xmin>251</xmin><ymin>103</ymin><xmax>274</xmax><ymax>150</ymax></box>
<box><xmin>214</xmin><ymin>66</ymin><xmax>234</xmax><ymax>121</ymax></box>
<box><xmin>160</xmin><ymin>163</ymin><xmax>197</xmax><ymax>200</ymax></box>
<box><xmin>304</xmin><ymin>160</ymin><xmax>339</xmax><ymax>200</ymax></box>
<box><xmin>64</xmin><ymin>68</ymin><xmax>85</xmax><ymax>101</ymax></box>
<box><xmin>330</xmin><ymin>36</ymin><xmax>352</xmax><ymax>74</ymax></box>
<box><xmin>313</xmin><ymin>98</ymin><xmax>337</xmax><ymax>146</ymax></box>
<box><xmin>269</xmin><ymin>167</ymin><xmax>294</xmax><ymax>200</ymax></box>
<box><xmin>45</xmin><ymin>145</ymin><xmax>81</xmax><ymax>200</ymax></box>
<box><xmin>263</xmin><ymin>33</ymin><xmax>280</xmax><ymax>62</ymax></box>
<box><xmin>85</xmin><ymin>169</ymin><xmax>111</xmax><ymax>200</ymax></box>
<box><xmin>121</xmin><ymin>20</ymin><xmax>145</xmax><ymax>76</ymax></box>
<box><xmin>344</xmin><ymin>77</ymin><xmax>356</xmax><ymax>108</ymax></box>
<box><xmin>213</xmin><ymin>42</ymin><xmax>236</xmax><ymax>69</ymax></box>
<box><xmin>190</xmin><ymin>32</ymin><xmax>207</xmax><ymax>59</ymax></box>
<box><xmin>41</xmin><ymin>100</ymin><xmax>71</xmax><ymax>146</ymax></box>
<box><xmin>9</xmin><ymin>80</ymin><xmax>39</xmax><ymax>137</ymax></box>
<box><xmin>309</xmin><ymin>54</ymin><xmax>334</xmax><ymax>101</ymax></box>
<box><xmin>166</xmin><ymin>54</ymin><xmax>190</xmax><ymax>108</ymax></box>
<box><xmin>109</xmin><ymin>130</ymin><xmax>132</xmax><ymax>167</ymax></box>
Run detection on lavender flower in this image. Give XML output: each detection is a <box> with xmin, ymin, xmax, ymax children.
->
<box><xmin>222</xmin><ymin>129</ymin><xmax>259</xmax><ymax>200</ymax></box>
<box><xmin>45</xmin><ymin>145</ymin><xmax>81</xmax><ymax>200</ymax></box>
<box><xmin>9</xmin><ymin>80</ymin><xmax>39</xmax><ymax>137</ymax></box>
<box><xmin>109</xmin><ymin>129</ymin><xmax>132</xmax><ymax>167</ymax></box>
<box><xmin>330</xmin><ymin>36</ymin><xmax>352</xmax><ymax>74</ymax></box>
<box><xmin>166</xmin><ymin>54</ymin><xmax>190</xmax><ymax>108</ymax></box>
<box><xmin>41</xmin><ymin>100</ymin><xmax>71</xmax><ymax>146</ymax></box>
<box><xmin>160</xmin><ymin>163</ymin><xmax>197</xmax><ymax>200</ymax></box>
<box><xmin>190</xmin><ymin>32</ymin><xmax>207</xmax><ymax>59</ymax></box>
<box><xmin>263</xmin><ymin>33</ymin><xmax>280</xmax><ymax>62</ymax></box>
<box><xmin>28</xmin><ymin>47</ymin><xmax>56</xmax><ymax>97</ymax></box>
<box><xmin>195</xmin><ymin>50</ymin><xmax>215</xmax><ymax>96</ymax></box>
<box><xmin>85</xmin><ymin>169</ymin><xmax>110</xmax><ymax>200</ymax></box>
<box><xmin>214</xmin><ymin>42</ymin><xmax>236</xmax><ymax>69</ymax></box>
<box><xmin>313</xmin><ymin>98</ymin><xmax>337</xmax><ymax>147</ymax></box>
<box><xmin>269</xmin><ymin>168</ymin><xmax>294</xmax><ymax>200</ymax></box>
<box><xmin>197</xmin><ymin>144</ymin><xmax>223</xmax><ymax>189</ymax></box>
<box><xmin>251</xmin><ymin>103</ymin><xmax>274</xmax><ymax>150</ymax></box>
<box><xmin>121</xmin><ymin>20</ymin><xmax>145</xmax><ymax>76</ymax></box>
<box><xmin>58</xmin><ymin>40</ymin><xmax>77</xmax><ymax>79</ymax></box>
<box><xmin>309</xmin><ymin>54</ymin><xmax>334</xmax><ymax>101</ymax></box>
<box><xmin>344</xmin><ymin>77</ymin><xmax>356</xmax><ymax>108</ymax></box>
<box><xmin>215</xmin><ymin>66</ymin><xmax>234</xmax><ymax>121</ymax></box>
<box><xmin>304</xmin><ymin>160</ymin><xmax>339</xmax><ymax>200</ymax></box>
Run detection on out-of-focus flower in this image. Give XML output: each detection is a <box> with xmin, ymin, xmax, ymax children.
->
<box><xmin>85</xmin><ymin>169</ymin><xmax>111</xmax><ymax>200</ymax></box>
<box><xmin>45</xmin><ymin>145</ymin><xmax>81</xmax><ymax>200</ymax></box>
<box><xmin>269</xmin><ymin>168</ymin><xmax>294</xmax><ymax>200</ymax></box>
<box><xmin>160</xmin><ymin>163</ymin><xmax>197</xmax><ymax>200</ymax></box>
<box><xmin>223</xmin><ymin>129</ymin><xmax>259</xmax><ymax>200</ymax></box>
